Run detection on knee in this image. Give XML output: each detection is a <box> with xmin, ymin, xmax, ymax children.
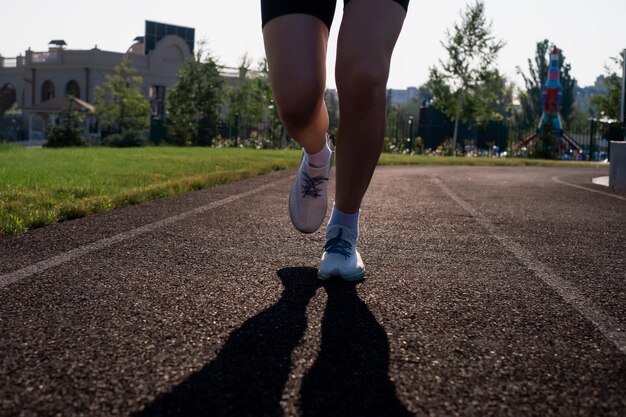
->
<box><xmin>336</xmin><ymin>61</ymin><xmax>388</xmax><ymax>103</ymax></box>
<box><xmin>274</xmin><ymin>75</ymin><xmax>325</xmax><ymax>128</ymax></box>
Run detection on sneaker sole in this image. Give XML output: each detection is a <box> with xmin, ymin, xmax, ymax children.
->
<box><xmin>317</xmin><ymin>269</ymin><xmax>365</xmax><ymax>282</ymax></box>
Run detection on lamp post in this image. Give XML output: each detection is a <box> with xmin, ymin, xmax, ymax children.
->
<box><xmin>621</xmin><ymin>48</ymin><xmax>625</xmax><ymax>141</ymax></box>
<box><xmin>407</xmin><ymin>116</ymin><xmax>414</xmax><ymax>152</ymax></box>
<box><xmin>268</xmin><ymin>104</ymin><xmax>275</xmax><ymax>148</ymax></box>
<box><xmin>234</xmin><ymin>112</ymin><xmax>239</xmax><ymax>147</ymax></box>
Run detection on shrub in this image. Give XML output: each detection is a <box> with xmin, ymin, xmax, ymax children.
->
<box><xmin>44</xmin><ymin>109</ymin><xmax>86</xmax><ymax>148</ymax></box>
<box><xmin>102</xmin><ymin>131</ymin><xmax>147</xmax><ymax>147</ymax></box>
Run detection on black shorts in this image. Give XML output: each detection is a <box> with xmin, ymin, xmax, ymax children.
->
<box><xmin>261</xmin><ymin>0</ymin><xmax>409</xmax><ymax>29</ymax></box>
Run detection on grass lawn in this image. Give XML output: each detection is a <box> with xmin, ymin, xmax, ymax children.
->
<box><xmin>0</xmin><ymin>144</ymin><xmax>606</xmax><ymax>236</ymax></box>
<box><xmin>0</xmin><ymin>145</ymin><xmax>301</xmax><ymax>236</ymax></box>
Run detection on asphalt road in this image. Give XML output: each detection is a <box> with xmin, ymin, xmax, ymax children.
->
<box><xmin>1</xmin><ymin>165</ymin><xmax>625</xmax><ymax>417</ymax></box>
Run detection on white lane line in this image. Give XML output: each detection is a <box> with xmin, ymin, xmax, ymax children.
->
<box><xmin>552</xmin><ymin>176</ymin><xmax>625</xmax><ymax>201</ymax></box>
<box><xmin>434</xmin><ymin>178</ymin><xmax>626</xmax><ymax>355</ymax></box>
<box><xmin>0</xmin><ymin>181</ymin><xmax>282</xmax><ymax>290</ymax></box>
<box><xmin>591</xmin><ymin>176</ymin><xmax>609</xmax><ymax>187</ymax></box>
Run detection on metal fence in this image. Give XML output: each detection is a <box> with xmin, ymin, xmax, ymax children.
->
<box><xmin>509</xmin><ymin>119</ymin><xmax>623</xmax><ymax>161</ymax></box>
<box><xmin>0</xmin><ymin>115</ymin><xmax>25</xmax><ymax>141</ymax></box>
<box><xmin>213</xmin><ymin>119</ymin><xmax>293</xmax><ymax>149</ymax></box>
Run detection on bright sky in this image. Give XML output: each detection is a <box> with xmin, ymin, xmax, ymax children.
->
<box><xmin>1</xmin><ymin>0</ymin><xmax>624</xmax><ymax>90</ymax></box>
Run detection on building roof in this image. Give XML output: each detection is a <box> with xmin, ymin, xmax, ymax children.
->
<box><xmin>28</xmin><ymin>95</ymin><xmax>95</xmax><ymax>113</ymax></box>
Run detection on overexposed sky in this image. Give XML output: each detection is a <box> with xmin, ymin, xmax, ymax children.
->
<box><xmin>1</xmin><ymin>0</ymin><xmax>624</xmax><ymax>89</ymax></box>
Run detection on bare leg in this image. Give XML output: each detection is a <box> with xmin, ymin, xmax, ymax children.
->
<box><xmin>262</xmin><ymin>15</ymin><xmax>330</xmax><ymax>154</ymax></box>
<box><xmin>334</xmin><ymin>0</ymin><xmax>406</xmax><ymax>213</ymax></box>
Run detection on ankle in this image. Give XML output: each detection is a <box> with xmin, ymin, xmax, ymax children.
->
<box><xmin>327</xmin><ymin>206</ymin><xmax>360</xmax><ymax>240</ymax></box>
<box><xmin>304</xmin><ymin>141</ymin><xmax>332</xmax><ymax>168</ymax></box>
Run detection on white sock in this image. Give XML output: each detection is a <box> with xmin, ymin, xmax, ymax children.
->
<box><xmin>328</xmin><ymin>206</ymin><xmax>360</xmax><ymax>240</ymax></box>
<box><xmin>304</xmin><ymin>142</ymin><xmax>332</xmax><ymax>168</ymax></box>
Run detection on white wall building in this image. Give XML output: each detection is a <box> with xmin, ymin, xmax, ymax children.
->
<box><xmin>388</xmin><ymin>87</ymin><xmax>419</xmax><ymax>106</ymax></box>
<box><xmin>0</xmin><ymin>21</ymin><xmax>194</xmax><ymax>141</ymax></box>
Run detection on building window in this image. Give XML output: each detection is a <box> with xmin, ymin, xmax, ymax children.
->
<box><xmin>149</xmin><ymin>85</ymin><xmax>166</xmax><ymax>119</ymax></box>
<box><xmin>66</xmin><ymin>80</ymin><xmax>80</xmax><ymax>99</ymax></box>
<box><xmin>42</xmin><ymin>80</ymin><xmax>55</xmax><ymax>102</ymax></box>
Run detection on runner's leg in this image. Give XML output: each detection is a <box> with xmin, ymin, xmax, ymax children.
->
<box><xmin>333</xmin><ymin>0</ymin><xmax>406</xmax><ymax>215</ymax></box>
<box><xmin>262</xmin><ymin>15</ymin><xmax>330</xmax><ymax>154</ymax></box>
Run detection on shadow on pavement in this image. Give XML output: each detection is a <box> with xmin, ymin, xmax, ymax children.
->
<box><xmin>134</xmin><ymin>267</ymin><xmax>320</xmax><ymax>417</ymax></box>
<box><xmin>135</xmin><ymin>268</ymin><xmax>412</xmax><ymax>417</ymax></box>
<box><xmin>300</xmin><ymin>279</ymin><xmax>414</xmax><ymax>417</ymax></box>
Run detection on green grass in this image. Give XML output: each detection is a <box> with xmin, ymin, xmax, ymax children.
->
<box><xmin>0</xmin><ymin>144</ymin><xmax>607</xmax><ymax>236</ymax></box>
<box><xmin>0</xmin><ymin>145</ymin><xmax>301</xmax><ymax>236</ymax></box>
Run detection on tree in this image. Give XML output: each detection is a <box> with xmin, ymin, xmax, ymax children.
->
<box><xmin>222</xmin><ymin>56</ymin><xmax>283</xmax><ymax>148</ymax></box>
<box><xmin>167</xmin><ymin>44</ymin><xmax>224</xmax><ymax>146</ymax></box>
<box><xmin>253</xmin><ymin>60</ymin><xmax>282</xmax><ymax>148</ymax></box>
<box><xmin>94</xmin><ymin>55</ymin><xmax>150</xmax><ymax>146</ymax></box>
<box><xmin>591</xmin><ymin>52</ymin><xmax>624</xmax><ymax>120</ymax></box>
<box><xmin>568</xmin><ymin>105</ymin><xmax>592</xmax><ymax>132</ymax></box>
<box><xmin>45</xmin><ymin>100</ymin><xmax>86</xmax><ymax>148</ymax></box>
<box><xmin>227</xmin><ymin>56</ymin><xmax>263</xmax><ymax>143</ymax></box>
<box><xmin>428</xmin><ymin>0</ymin><xmax>506</xmax><ymax>155</ymax></box>
<box><xmin>473</xmin><ymin>70</ymin><xmax>514</xmax><ymax>124</ymax></box>
<box><xmin>324</xmin><ymin>89</ymin><xmax>339</xmax><ymax>141</ymax></box>
<box><xmin>518</xmin><ymin>40</ymin><xmax>577</xmax><ymax>130</ymax></box>
<box><xmin>225</xmin><ymin>55</ymin><xmax>254</xmax><ymax>143</ymax></box>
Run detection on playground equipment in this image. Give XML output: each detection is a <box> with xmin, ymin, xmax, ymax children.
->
<box><xmin>516</xmin><ymin>47</ymin><xmax>581</xmax><ymax>155</ymax></box>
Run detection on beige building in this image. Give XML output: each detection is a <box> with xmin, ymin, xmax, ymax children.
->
<box><xmin>0</xmin><ymin>21</ymin><xmax>194</xmax><ymax>141</ymax></box>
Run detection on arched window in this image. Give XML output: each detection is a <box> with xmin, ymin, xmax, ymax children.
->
<box><xmin>42</xmin><ymin>80</ymin><xmax>55</xmax><ymax>102</ymax></box>
<box><xmin>65</xmin><ymin>80</ymin><xmax>80</xmax><ymax>99</ymax></box>
<box><xmin>0</xmin><ymin>83</ymin><xmax>17</xmax><ymax>115</ymax></box>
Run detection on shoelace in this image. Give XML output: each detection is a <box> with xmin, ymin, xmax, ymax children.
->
<box><xmin>323</xmin><ymin>228</ymin><xmax>352</xmax><ymax>259</ymax></box>
<box><xmin>301</xmin><ymin>172</ymin><xmax>328</xmax><ymax>198</ymax></box>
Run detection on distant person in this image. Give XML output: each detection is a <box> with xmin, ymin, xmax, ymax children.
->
<box><xmin>261</xmin><ymin>0</ymin><xmax>408</xmax><ymax>280</ymax></box>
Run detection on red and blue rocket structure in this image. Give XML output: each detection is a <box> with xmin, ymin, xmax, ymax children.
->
<box><xmin>517</xmin><ymin>46</ymin><xmax>581</xmax><ymax>155</ymax></box>
<box><xmin>539</xmin><ymin>47</ymin><xmax>565</xmax><ymax>135</ymax></box>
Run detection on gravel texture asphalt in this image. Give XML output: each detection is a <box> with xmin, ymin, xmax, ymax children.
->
<box><xmin>1</xmin><ymin>164</ymin><xmax>625</xmax><ymax>417</ymax></box>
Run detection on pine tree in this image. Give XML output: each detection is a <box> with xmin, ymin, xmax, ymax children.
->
<box><xmin>94</xmin><ymin>55</ymin><xmax>150</xmax><ymax>146</ymax></box>
<box><xmin>45</xmin><ymin>100</ymin><xmax>86</xmax><ymax>148</ymax></box>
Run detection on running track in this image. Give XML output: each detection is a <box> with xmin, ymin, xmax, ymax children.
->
<box><xmin>1</xmin><ymin>165</ymin><xmax>625</xmax><ymax>416</ymax></box>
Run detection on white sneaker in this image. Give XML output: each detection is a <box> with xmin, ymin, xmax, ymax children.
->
<box><xmin>318</xmin><ymin>225</ymin><xmax>365</xmax><ymax>281</ymax></box>
<box><xmin>288</xmin><ymin>152</ymin><xmax>332</xmax><ymax>233</ymax></box>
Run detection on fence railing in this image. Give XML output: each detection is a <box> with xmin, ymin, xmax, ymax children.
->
<box><xmin>508</xmin><ymin>123</ymin><xmax>618</xmax><ymax>161</ymax></box>
<box><xmin>0</xmin><ymin>58</ymin><xmax>17</xmax><ymax>68</ymax></box>
<box><xmin>31</xmin><ymin>51</ymin><xmax>59</xmax><ymax>64</ymax></box>
<box><xmin>218</xmin><ymin>66</ymin><xmax>264</xmax><ymax>79</ymax></box>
